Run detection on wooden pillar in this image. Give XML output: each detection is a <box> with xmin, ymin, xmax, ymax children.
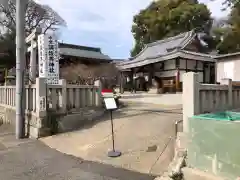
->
<box><xmin>130</xmin><ymin>68</ymin><xmax>135</xmax><ymax>92</ymax></box>
<box><xmin>175</xmin><ymin>68</ymin><xmax>180</xmax><ymax>92</ymax></box>
<box><xmin>120</xmin><ymin>71</ymin><xmax>124</xmax><ymax>93</ymax></box>
<box><xmin>148</xmin><ymin>64</ymin><xmax>154</xmax><ymax>87</ymax></box>
<box><xmin>203</xmin><ymin>62</ymin><xmax>206</xmax><ymax>83</ymax></box>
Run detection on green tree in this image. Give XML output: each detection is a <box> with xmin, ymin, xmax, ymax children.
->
<box><xmin>211</xmin><ymin>2</ymin><xmax>240</xmax><ymax>54</ymax></box>
<box><xmin>131</xmin><ymin>0</ymin><xmax>212</xmax><ymax>57</ymax></box>
<box><xmin>0</xmin><ymin>30</ymin><xmax>16</xmax><ymax>69</ymax></box>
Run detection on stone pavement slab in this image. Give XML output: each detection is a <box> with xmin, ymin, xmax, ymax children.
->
<box><xmin>41</xmin><ymin>104</ymin><xmax>182</xmax><ymax>176</ymax></box>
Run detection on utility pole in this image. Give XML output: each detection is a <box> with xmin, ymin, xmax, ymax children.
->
<box><xmin>16</xmin><ymin>0</ymin><xmax>27</xmax><ymax>139</ymax></box>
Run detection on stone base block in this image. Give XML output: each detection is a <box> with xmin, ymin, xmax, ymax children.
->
<box><xmin>56</xmin><ymin>108</ymin><xmax>105</xmax><ymax>133</ymax></box>
<box><xmin>28</xmin><ymin>126</ymin><xmax>51</xmax><ymax>139</ymax></box>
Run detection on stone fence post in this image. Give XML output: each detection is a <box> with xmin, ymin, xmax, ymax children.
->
<box><xmin>94</xmin><ymin>79</ymin><xmax>103</xmax><ymax>107</ymax></box>
<box><xmin>182</xmin><ymin>72</ymin><xmax>200</xmax><ymax>133</ymax></box>
<box><xmin>59</xmin><ymin>79</ymin><xmax>67</xmax><ymax>112</ymax></box>
<box><xmin>220</xmin><ymin>78</ymin><xmax>233</xmax><ymax>109</ymax></box>
<box><xmin>30</xmin><ymin>77</ymin><xmax>49</xmax><ymax>138</ymax></box>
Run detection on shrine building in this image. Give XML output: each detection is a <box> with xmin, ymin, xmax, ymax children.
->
<box><xmin>117</xmin><ymin>30</ymin><xmax>216</xmax><ymax>94</ymax></box>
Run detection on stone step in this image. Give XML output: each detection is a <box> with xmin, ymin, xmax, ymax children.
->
<box><xmin>182</xmin><ymin>167</ymin><xmax>225</xmax><ymax>180</ymax></box>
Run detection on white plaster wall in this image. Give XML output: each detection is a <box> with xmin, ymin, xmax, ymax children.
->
<box><xmin>180</xmin><ymin>59</ymin><xmax>186</xmax><ymax>69</ymax></box>
<box><xmin>197</xmin><ymin>61</ymin><xmax>203</xmax><ymax>70</ymax></box>
<box><xmin>179</xmin><ymin>70</ymin><xmax>185</xmax><ymax>82</ymax></box>
<box><xmin>155</xmin><ymin>70</ymin><xmax>176</xmax><ymax>78</ymax></box>
<box><xmin>179</xmin><ymin>59</ymin><xmax>203</xmax><ymax>71</ymax></box>
<box><xmin>216</xmin><ymin>57</ymin><xmax>240</xmax><ymax>82</ymax></box>
<box><xmin>217</xmin><ymin>61</ymin><xmax>225</xmax><ymax>83</ymax></box>
<box><xmin>153</xmin><ymin>59</ymin><xmax>207</xmax><ymax>82</ymax></box>
<box><xmin>164</xmin><ymin>60</ymin><xmax>175</xmax><ymax>70</ymax></box>
<box><xmin>155</xmin><ymin>69</ymin><xmax>203</xmax><ymax>82</ymax></box>
<box><xmin>187</xmin><ymin>60</ymin><xmax>196</xmax><ymax>69</ymax></box>
<box><xmin>179</xmin><ymin>71</ymin><xmax>203</xmax><ymax>82</ymax></box>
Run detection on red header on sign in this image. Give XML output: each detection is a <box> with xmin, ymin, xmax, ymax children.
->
<box><xmin>101</xmin><ymin>89</ymin><xmax>113</xmax><ymax>93</ymax></box>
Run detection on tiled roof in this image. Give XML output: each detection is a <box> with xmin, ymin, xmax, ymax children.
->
<box><xmin>117</xmin><ymin>30</ymin><xmax>217</xmax><ymax>70</ymax></box>
<box><xmin>128</xmin><ymin>31</ymin><xmax>195</xmax><ymax>64</ymax></box>
<box><xmin>59</xmin><ymin>47</ymin><xmax>110</xmax><ymax>60</ymax></box>
<box><xmin>58</xmin><ymin>43</ymin><xmax>111</xmax><ymax>60</ymax></box>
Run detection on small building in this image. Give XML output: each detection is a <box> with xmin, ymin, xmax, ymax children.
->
<box><xmin>117</xmin><ymin>30</ymin><xmax>216</xmax><ymax>93</ymax></box>
<box><xmin>58</xmin><ymin>43</ymin><xmax>116</xmax><ymax>85</ymax></box>
<box><xmin>58</xmin><ymin>42</ymin><xmax>112</xmax><ymax>67</ymax></box>
<box><xmin>214</xmin><ymin>52</ymin><xmax>240</xmax><ymax>82</ymax></box>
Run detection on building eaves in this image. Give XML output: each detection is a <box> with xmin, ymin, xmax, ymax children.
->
<box><xmin>118</xmin><ymin>50</ymin><xmax>215</xmax><ymax>70</ymax></box>
<box><xmin>213</xmin><ymin>52</ymin><xmax>240</xmax><ymax>59</ymax></box>
<box><xmin>180</xmin><ymin>50</ymin><xmax>213</xmax><ymax>58</ymax></box>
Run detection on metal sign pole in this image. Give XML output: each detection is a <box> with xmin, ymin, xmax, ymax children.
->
<box><xmin>107</xmin><ymin>109</ymin><xmax>121</xmax><ymax>158</ymax></box>
<box><xmin>110</xmin><ymin>110</ymin><xmax>115</xmax><ymax>151</ymax></box>
<box><xmin>102</xmin><ymin>90</ymin><xmax>121</xmax><ymax>158</ymax></box>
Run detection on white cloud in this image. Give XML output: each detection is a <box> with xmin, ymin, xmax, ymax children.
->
<box><xmin>36</xmin><ymin>0</ymin><xmax>152</xmax><ymax>33</ymax></box>
<box><xmin>36</xmin><ymin>0</ymin><xmax>230</xmax><ymax>58</ymax></box>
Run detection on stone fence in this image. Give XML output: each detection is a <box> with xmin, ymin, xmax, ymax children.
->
<box><xmin>0</xmin><ymin>78</ymin><xmax>103</xmax><ymax>138</ymax></box>
<box><xmin>182</xmin><ymin>72</ymin><xmax>240</xmax><ymax>133</ymax></box>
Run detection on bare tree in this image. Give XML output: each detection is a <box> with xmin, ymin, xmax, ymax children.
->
<box><xmin>60</xmin><ymin>63</ymin><xmax>120</xmax><ymax>86</ymax></box>
<box><xmin>0</xmin><ymin>0</ymin><xmax>66</xmax><ymax>68</ymax></box>
<box><xmin>0</xmin><ymin>0</ymin><xmax>66</xmax><ymax>35</ymax></box>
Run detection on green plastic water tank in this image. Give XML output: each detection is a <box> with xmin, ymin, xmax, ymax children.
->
<box><xmin>192</xmin><ymin>111</ymin><xmax>240</xmax><ymax>121</ymax></box>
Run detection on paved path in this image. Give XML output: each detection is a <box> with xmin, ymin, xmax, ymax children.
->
<box><xmin>0</xmin><ymin>125</ymin><xmax>155</xmax><ymax>180</ymax></box>
<box><xmin>120</xmin><ymin>93</ymin><xmax>182</xmax><ymax>106</ymax></box>
<box><xmin>41</xmin><ymin>102</ymin><xmax>182</xmax><ymax>176</ymax></box>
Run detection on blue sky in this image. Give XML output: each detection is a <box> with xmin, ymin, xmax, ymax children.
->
<box><xmin>36</xmin><ymin>0</ymin><xmax>229</xmax><ymax>59</ymax></box>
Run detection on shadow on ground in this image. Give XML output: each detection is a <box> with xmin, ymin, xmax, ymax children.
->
<box><xmin>0</xmin><ymin>125</ymin><xmax>155</xmax><ymax>180</ymax></box>
<box><xmin>57</xmin><ymin>101</ymin><xmax>182</xmax><ymax>134</ymax></box>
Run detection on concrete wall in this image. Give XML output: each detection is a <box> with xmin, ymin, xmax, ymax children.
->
<box><xmin>216</xmin><ymin>56</ymin><xmax>240</xmax><ymax>82</ymax></box>
<box><xmin>187</xmin><ymin>117</ymin><xmax>240</xmax><ymax>180</ymax></box>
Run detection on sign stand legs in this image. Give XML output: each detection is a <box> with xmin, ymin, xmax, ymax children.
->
<box><xmin>107</xmin><ymin>109</ymin><xmax>121</xmax><ymax>157</ymax></box>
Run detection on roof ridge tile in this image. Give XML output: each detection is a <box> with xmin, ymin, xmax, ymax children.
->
<box><xmin>147</xmin><ymin>30</ymin><xmax>194</xmax><ymax>47</ymax></box>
